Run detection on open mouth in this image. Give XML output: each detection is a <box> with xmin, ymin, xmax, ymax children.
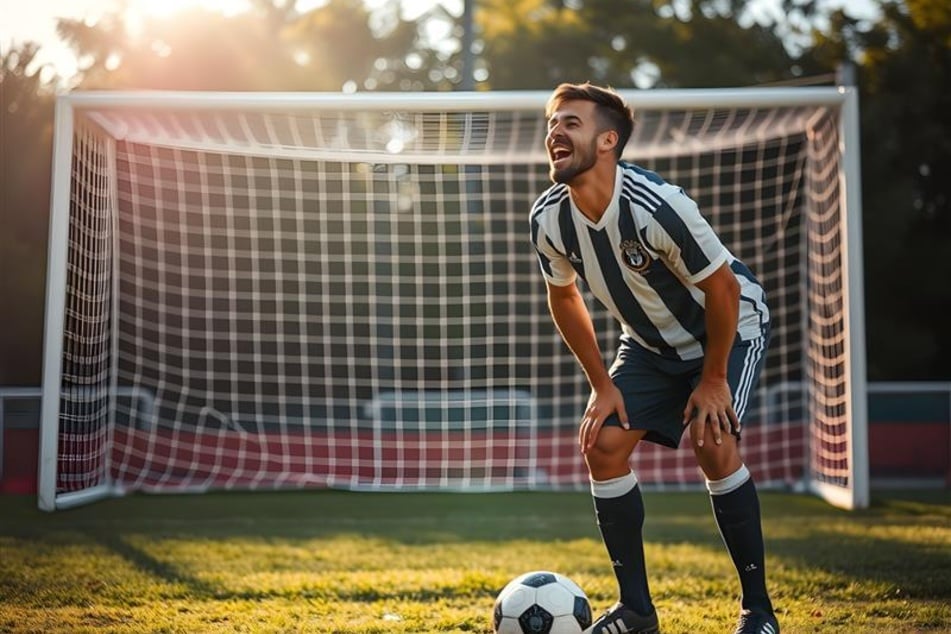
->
<box><xmin>550</xmin><ymin>145</ymin><xmax>572</xmax><ymax>166</ymax></box>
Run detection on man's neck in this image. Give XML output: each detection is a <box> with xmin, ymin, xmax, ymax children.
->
<box><xmin>569</xmin><ymin>162</ymin><xmax>617</xmax><ymax>223</ymax></box>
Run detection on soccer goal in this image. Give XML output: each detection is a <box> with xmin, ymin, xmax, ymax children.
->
<box><xmin>40</xmin><ymin>87</ymin><xmax>868</xmax><ymax>511</ymax></box>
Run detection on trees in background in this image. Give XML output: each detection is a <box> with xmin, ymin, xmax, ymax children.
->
<box><xmin>1</xmin><ymin>0</ymin><xmax>948</xmax><ymax>383</ymax></box>
<box><xmin>809</xmin><ymin>0</ymin><xmax>951</xmax><ymax>378</ymax></box>
<box><xmin>859</xmin><ymin>0</ymin><xmax>950</xmax><ymax>379</ymax></box>
<box><xmin>0</xmin><ymin>44</ymin><xmax>56</xmax><ymax>384</ymax></box>
<box><xmin>41</xmin><ymin>0</ymin><xmax>815</xmax><ymax>92</ymax></box>
<box><xmin>477</xmin><ymin>0</ymin><xmax>798</xmax><ymax>89</ymax></box>
<box><xmin>53</xmin><ymin>0</ymin><xmax>419</xmax><ymax>90</ymax></box>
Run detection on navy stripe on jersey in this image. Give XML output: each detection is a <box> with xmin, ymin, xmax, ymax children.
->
<box><xmin>643</xmin><ymin>261</ymin><xmax>707</xmax><ymax>344</ymax></box>
<box><xmin>557</xmin><ymin>197</ymin><xmax>586</xmax><ymax>280</ymax></box>
<box><xmin>621</xmin><ymin>176</ymin><xmax>710</xmax><ymax>276</ymax></box>
<box><xmin>622</xmin><ymin>161</ymin><xmax>665</xmax><ymax>186</ymax></box>
<box><xmin>618</xmin><ymin>199</ymin><xmax>706</xmax><ymax>343</ymax></box>
<box><xmin>530</xmin><ymin>212</ymin><xmax>541</xmax><ymax>246</ymax></box>
<box><xmin>616</xmin><ymin>197</ymin><xmax>639</xmax><ymax>245</ymax></box>
<box><xmin>652</xmin><ymin>200</ymin><xmax>713</xmax><ymax>277</ymax></box>
<box><xmin>531</xmin><ymin>186</ymin><xmax>571</xmax><ymax>280</ymax></box>
<box><xmin>531</xmin><ymin>183</ymin><xmax>568</xmax><ymax>216</ymax></box>
<box><xmin>638</xmin><ymin>225</ymin><xmax>660</xmax><ymax>252</ymax></box>
<box><xmin>619</xmin><ymin>181</ymin><xmax>662</xmax><ymax>252</ymax></box>
<box><xmin>588</xmin><ymin>226</ymin><xmax>677</xmax><ymax>356</ymax></box>
<box><xmin>529</xmin><ymin>214</ymin><xmax>552</xmax><ymax>277</ymax></box>
<box><xmin>534</xmin><ymin>247</ymin><xmax>554</xmax><ymax>278</ymax></box>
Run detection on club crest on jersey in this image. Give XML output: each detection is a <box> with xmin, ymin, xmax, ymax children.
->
<box><xmin>620</xmin><ymin>239</ymin><xmax>651</xmax><ymax>273</ymax></box>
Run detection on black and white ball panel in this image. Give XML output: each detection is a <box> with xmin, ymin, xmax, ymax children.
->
<box><xmin>493</xmin><ymin>570</ymin><xmax>592</xmax><ymax>634</ymax></box>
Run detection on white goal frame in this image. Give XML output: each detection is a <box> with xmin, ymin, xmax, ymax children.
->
<box><xmin>40</xmin><ymin>87</ymin><xmax>868</xmax><ymax>511</ymax></box>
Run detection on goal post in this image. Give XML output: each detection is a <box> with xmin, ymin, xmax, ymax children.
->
<box><xmin>40</xmin><ymin>87</ymin><xmax>868</xmax><ymax>511</ymax></box>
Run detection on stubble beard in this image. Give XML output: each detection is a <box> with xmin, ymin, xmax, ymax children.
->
<box><xmin>549</xmin><ymin>138</ymin><xmax>598</xmax><ymax>185</ymax></box>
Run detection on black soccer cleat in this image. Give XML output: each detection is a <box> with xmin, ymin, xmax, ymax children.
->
<box><xmin>584</xmin><ymin>602</ymin><xmax>660</xmax><ymax>634</ymax></box>
<box><xmin>733</xmin><ymin>608</ymin><xmax>780</xmax><ymax>634</ymax></box>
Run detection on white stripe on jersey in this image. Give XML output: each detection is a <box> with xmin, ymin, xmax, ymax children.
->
<box><xmin>530</xmin><ymin>163</ymin><xmax>769</xmax><ymax>360</ymax></box>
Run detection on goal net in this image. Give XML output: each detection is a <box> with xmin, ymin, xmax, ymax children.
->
<box><xmin>40</xmin><ymin>89</ymin><xmax>868</xmax><ymax>510</ymax></box>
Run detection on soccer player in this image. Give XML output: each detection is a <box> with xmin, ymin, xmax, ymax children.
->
<box><xmin>530</xmin><ymin>82</ymin><xmax>779</xmax><ymax>634</ymax></box>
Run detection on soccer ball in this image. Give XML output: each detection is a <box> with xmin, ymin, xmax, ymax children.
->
<box><xmin>493</xmin><ymin>570</ymin><xmax>593</xmax><ymax>634</ymax></box>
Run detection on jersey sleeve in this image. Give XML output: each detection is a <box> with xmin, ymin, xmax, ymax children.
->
<box><xmin>645</xmin><ymin>191</ymin><xmax>728</xmax><ymax>284</ymax></box>
<box><xmin>531</xmin><ymin>214</ymin><xmax>577</xmax><ymax>287</ymax></box>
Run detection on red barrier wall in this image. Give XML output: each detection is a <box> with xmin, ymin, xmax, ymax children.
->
<box><xmin>4</xmin><ymin>420</ymin><xmax>949</xmax><ymax>494</ymax></box>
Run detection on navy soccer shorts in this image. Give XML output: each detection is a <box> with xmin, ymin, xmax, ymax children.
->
<box><xmin>602</xmin><ymin>327</ymin><xmax>770</xmax><ymax>448</ymax></box>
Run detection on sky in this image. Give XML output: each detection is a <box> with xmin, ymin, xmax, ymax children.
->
<box><xmin>1</xmin><ymin>0</ymin><xmax>883</xmax><ymax>84</ymax></box>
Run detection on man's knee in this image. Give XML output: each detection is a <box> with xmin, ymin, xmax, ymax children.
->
<box><xmin>693</xmin><ymin>439</ymin><xmax>743</xmax><ymax>480</ymax></box>
<box><xmin>585</xmin><ymin>427</ymin><xmax>642</xmax><ymax>479</ymax></box>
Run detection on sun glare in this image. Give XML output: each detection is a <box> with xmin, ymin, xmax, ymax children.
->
<box><xmin>128</xmin><ymin>0</ymin><xmax>252</xmax><ymax>19</ymax></box>
<box><xmin>123</xmin><ymin>0</ymin><xmax>253</xmax><ymax>40</ymax></box>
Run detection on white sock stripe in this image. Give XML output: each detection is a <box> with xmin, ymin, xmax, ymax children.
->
<box><xmin>706</xmin><ymin>463</ymin><xmax>751</xmax><ymax>495</ymax></box>
<box><xmin>590</xmin><ymin>471</ymin><xmax>638</xmax><ymax>498</ymax></box>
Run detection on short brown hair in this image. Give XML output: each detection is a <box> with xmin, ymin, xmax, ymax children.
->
<box><xmin>545</xmin><ymin>82</ymin><xmax>634</xmax><ymax>159</ymax></box>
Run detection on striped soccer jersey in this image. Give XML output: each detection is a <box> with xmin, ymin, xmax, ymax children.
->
<box><xmin>530</xmin><ymin>162</ymin><xmax>769</xmax><ymax>361</ymax></box>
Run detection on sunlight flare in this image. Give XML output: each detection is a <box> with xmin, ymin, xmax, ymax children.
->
<box><xmin>129</xmin><ymin>0</ymin><xmax>252</xmax><ymax>19</ymax></box>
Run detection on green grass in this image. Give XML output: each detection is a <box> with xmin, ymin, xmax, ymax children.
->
<box><xmin>1</xmin><ymin>489</ymin><xmax>949</xmax><ymax>633</ymax></box>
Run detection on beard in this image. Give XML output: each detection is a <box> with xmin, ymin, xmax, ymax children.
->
<box><xmin>549</xmin><ymin>137</ymin><xmax>598</xmax><ymax>184</ymax></box>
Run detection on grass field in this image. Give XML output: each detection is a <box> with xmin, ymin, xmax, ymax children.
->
<box><xmin>0</xmin><ymin>488</ymin><xmax>949</xmax><ymax>633</ymax></box>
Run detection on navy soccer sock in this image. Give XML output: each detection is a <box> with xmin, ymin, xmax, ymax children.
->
<box><xmin>591</xmin><ymin>471</ymin><xmax>654</xmax><ymax>616</ymax></box>
<box><xmin>707</xmin><ymin>465</ymin><xmax>774</xmax><ymax>614</ymax></box>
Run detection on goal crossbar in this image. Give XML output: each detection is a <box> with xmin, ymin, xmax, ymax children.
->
<box><xmin>61</xmin><ymin>87</ymin><xmax>852</xmax><ymax>111</ymax></box>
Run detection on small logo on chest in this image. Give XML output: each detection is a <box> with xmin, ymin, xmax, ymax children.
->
<box><xmin>619</xmin><ymin>239</ymin><xmax>651</xmax><ymax>273</ymax></box>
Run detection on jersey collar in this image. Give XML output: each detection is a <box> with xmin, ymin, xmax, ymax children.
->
<box><xmin>569</xmin><ymin>164</ymin><xmax>622</xmax><ymax>230</ymax></box>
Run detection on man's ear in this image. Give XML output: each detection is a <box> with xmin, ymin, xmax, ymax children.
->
<box><xmin>599</xmin><ymin>129</ymin><xmax>619</xmax><ymax>154</ymax></box>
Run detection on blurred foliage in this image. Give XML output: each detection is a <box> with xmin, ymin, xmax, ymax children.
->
<box><xmin>478</xmin><ymin>0</ymin><xmax>798</xmax><ymax>89</ymax></box>
<box><xmin>0</xmin><ymin>0</ymin><xmax>949</xmax><ymax>383</ymax></box>
<box><xmin>809</xmin><ymin>0</ymin><xmax>951</xmax><ymax>379</ymax></box>
<box><xmin>0</xmin><ymin>43</ymin><xmax>55</xmax><ymax>384</ymax></box>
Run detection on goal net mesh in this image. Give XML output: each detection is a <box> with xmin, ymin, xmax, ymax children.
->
<box><xmin>54</xmin><ymin>96</ymin><xmax>852</xmax><ymax>497</ymax></box>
